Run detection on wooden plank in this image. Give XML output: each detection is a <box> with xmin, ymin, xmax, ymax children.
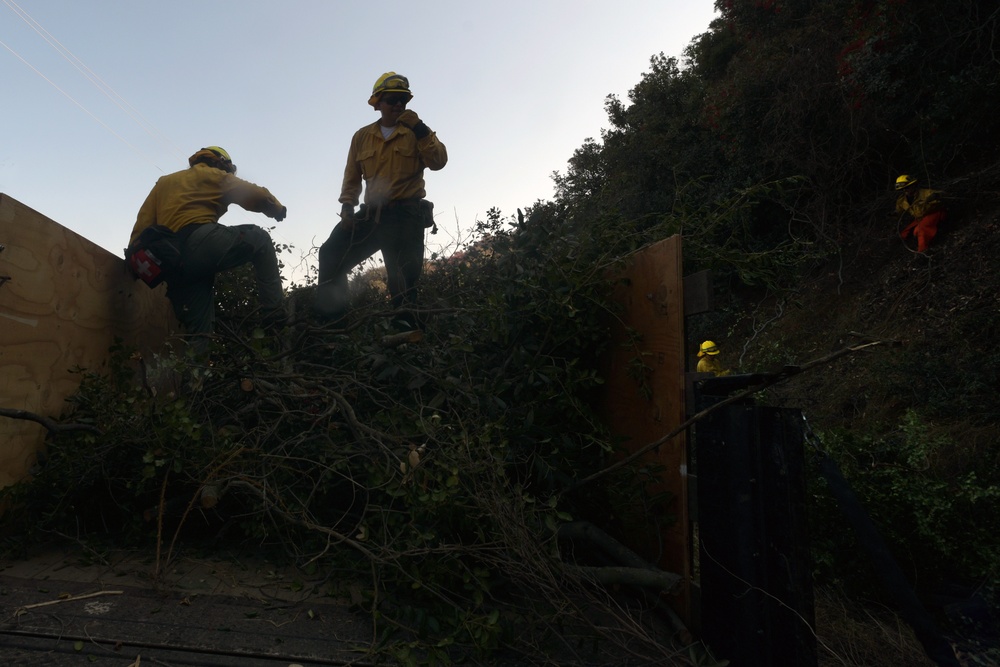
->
<box><xmin>682</xmin><ymin>269</ymin><xmax>713</xmax><ymax>316</ymax></box>
<box><xmin>0</xmin><ymin>194</ymin><xmax>177</xmax><ymax>488</ymax></box>
<box><xmin>599</xmin><ymin>235</ymin><xmax>690</xmax><ymax>620</ymax></box>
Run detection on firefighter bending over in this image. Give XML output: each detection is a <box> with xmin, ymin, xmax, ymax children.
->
<box><xmin>895</xmin><ymin>174</ymin><xmax>946</xmax><ymax>254</ymax></box>
<box><xmin>697</xmin><ymin>340</ymin><xmax>731</xmax><ymax>377</ymax></box>
<box><xmin>127</xmin><ymin>146</ymin><xmax>287</xmax><ymax>353</ymax></box>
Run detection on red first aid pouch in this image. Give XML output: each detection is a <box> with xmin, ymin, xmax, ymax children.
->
<box><xmin>127</xmin><ymin>247</ymin><xmax>167</xmax><ymax>287</ymax></box>
<box><xmin>125</xmin><ymin>225</ymin><xmax>184</xmax><ymax>288</ymax></box>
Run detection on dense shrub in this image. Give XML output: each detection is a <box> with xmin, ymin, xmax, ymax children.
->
<box><xmin>810</xmin><ymin>411</ymin><xmax>1000</xmax><ymax>592</ymax></box>
<box><xmin>2</xmin><ymin>207</ymin><xmax>688</xmax><ymax>665</ymax></box>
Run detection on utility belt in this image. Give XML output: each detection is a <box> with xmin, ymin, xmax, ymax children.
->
<box><xmin>124</xmin><ymin>222</ymin><xmax>202</xmax><ymax>288</ymax></box>
<box><xmin>359</xmin><ymin>198</ymin><xmax>436</xmax><ymax>232</ymax></box>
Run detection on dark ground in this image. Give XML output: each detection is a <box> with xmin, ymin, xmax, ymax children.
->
<box><xmin>0</xmin><ymin>545</ymin><xmax>373</xmax><ymax>666</ymax></box>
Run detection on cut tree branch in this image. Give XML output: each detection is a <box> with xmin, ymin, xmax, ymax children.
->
<box><xmin>0</xmin><ymin>407</ymin><xmax>101</xmax><ymax>435</ymax></box>
<box><xmin>566</xmin><ymin>565</ymin><xmax>682</xmax><ymax>592</ymax></box>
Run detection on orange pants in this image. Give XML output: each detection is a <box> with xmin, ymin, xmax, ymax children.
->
<box><xmin>901</xmin><ymin>210</ymin><xmax>946</xmax><ymax>252</ymax></box>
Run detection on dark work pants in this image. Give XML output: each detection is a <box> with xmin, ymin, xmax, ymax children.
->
<box><xmin>315</xmin><ymin>206</ymin><xmax>425</xmax><ymax>327</ymax></box>
<box><xmin>166</xmin><ymin>222</ymin><xmax>284</xmax><ymax>349</ymax></box>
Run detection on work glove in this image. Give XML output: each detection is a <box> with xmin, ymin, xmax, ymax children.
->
<box><xmin>397</xmin><ymin>109</ymin><xmax>420</xmax><ymax>128</ymax></box>
<box><xmin>397</xmin><ymin>110</ymin><xmax>431</xmax><ymax>139</ymax></box>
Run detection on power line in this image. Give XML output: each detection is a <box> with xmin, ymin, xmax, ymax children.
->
<box><xmin>0</xmin><ymin>37</ymin><xmax>156</xmax><ymax>165</ymax></box>
<box><xmin>1</xmin><ymin>2</ymin><xmax>295</xmax><ymax>246</ymax></box>
<box><xmin>2</xmin><ymin>0</ymin><xmax>185</xmax><ymax>165</ymax></box>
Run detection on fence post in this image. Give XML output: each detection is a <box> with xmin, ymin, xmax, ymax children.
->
<box><xmin>693</xmin><ymin>380</ymin><xmax>816</xmax><ymax>667</ymax></box>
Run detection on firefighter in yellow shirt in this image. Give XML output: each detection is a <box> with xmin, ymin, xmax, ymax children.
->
<box><xmin>128</xmin><ymin>146</ymin><xmax>287</xmax><ymax>351</ymax></box>
<box><xmin>895</xmin><ymin>174</ymin><xmax>946</xmax><ymax>253</ymax></box>
<box><xmin>696</xmin><ymin>340</ymin><xmax>730</xmax><ymax>376</ymax></box>
<box><xmin>315</xmin><ymin>72</ymin><xmax>448</xmax><ymax>329</ymax></box>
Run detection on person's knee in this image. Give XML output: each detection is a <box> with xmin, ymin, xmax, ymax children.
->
<box><xmin>318</xmin><ymin>239</ymin><xmax>337</xmax><ymax>267</ymax></box>
<box><xmin>237</xmin><ymin>224</ymin><xmax>276</xmax><ymax>253</ymax></box>
<box><xmin>318</xmin><ymin>232</ymin><xmax>352</xmax><ymax>267</ymax></box>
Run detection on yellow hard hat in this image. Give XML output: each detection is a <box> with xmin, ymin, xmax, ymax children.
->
<box><xmin>698</xmin><ymin>340</ymin><xmax>720</xmax><ymax>357</ymax></box>
<box><xmin>205</xmin><ymin>146</ymin><xmax>232</xmax><ymax>162</ymax></box>
<box><xmin>368</xmin><ymin>71</ymin><xmax>413</xmax><ymax>107</ymax></box>
<box><xmin>895</xmin><ymin>174</ymin><xmax>917</xmax><ymax>190</ymax></box>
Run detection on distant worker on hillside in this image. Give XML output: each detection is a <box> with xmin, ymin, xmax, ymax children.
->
<box><xmin>126</xmin><ymin>146</ymin><xmax>288</xmax><ymax>352</ymax></box>
<box><xmin>696</xmin><ymin>340</ymin><xmax>730</xmax><ymax>376</ymax></box>
<box><xmin>895</xmin><ymin>174</ymin><xmax>946</xmax><ymax>253</ymax></box>
<box><xmin>314</xmin><ymin>71</ymin><xmax>448</xmax><ymax>331</ymax></box>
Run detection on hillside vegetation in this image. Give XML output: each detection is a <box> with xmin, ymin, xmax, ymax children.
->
<box><xmin>5</xmin><ymin>1</ymin><xmax>1000</xmax><ymax>665</ymax></box>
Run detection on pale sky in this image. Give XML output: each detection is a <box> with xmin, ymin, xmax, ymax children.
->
<box><xmin>1</xmin><ymin>0</ymin><xmax>718</xmax><ymax>283</ymax></box>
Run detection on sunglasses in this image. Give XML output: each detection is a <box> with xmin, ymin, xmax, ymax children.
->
<box><xmin>382</xmin><ymin>93</ymin><xmax>409</xmax><ymax>106</ymax></box>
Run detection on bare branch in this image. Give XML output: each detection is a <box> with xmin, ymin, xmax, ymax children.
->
<box><xmin>0</xmin><ymin>407</ymin><xmax>101</xmax><ymax>435</ymax></box>
<box><xmin>569</xmin><ymin>340</ymin><xmax>901</xmax><ymax>490</ymax></box>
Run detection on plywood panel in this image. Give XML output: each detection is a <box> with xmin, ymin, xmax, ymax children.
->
<box><xmin>0</xmin><ymin>194</ymin><xmax>177</xmax><ymax>487</ymax></box>
<box><xmin>600</xmin><ymin>235</ymin><xmax>690</xmax><ymax>618</ymax></box>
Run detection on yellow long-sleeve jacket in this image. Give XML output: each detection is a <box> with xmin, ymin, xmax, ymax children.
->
<box><xmin>697</xmin><ymin>356</ymin><xmax>730</xmax><ymax>376</ymax></box>
<box><xmin>339</xmin><ymin>121</ymin><xmax>448</xmax><ymax>208</ymax></box>
<box><xmin>129</xmin><ymin>163</ymin><xmax>285</xmax><ymax>244</ymax></box>
<box><xmin>895</xmin><ymin>188</ymin><xmax>943</xmax><ymax>219</ymax></box>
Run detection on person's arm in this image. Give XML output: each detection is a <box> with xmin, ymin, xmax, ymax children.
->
<box><xmin>223</xmin><ymin>174</ymin><xmax>286</xmax><ymax>221</ymax></box>
<box><xmin>417</xmin><ymin>132</ymin><xmax>448</xmax><ymax>171</ymax></box>
<box><xmin>895</xmin><ymin>195</ymin><xmax>909</xmax><ymax>216</ymax></box>
<box><xmin>397</xmin><ymin>110</ymin><xmax>447</xmax><ymax>171</ymax></box>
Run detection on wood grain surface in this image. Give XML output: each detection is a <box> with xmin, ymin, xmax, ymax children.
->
<box><xmin>0</xmin><ymin>194</ymin><xmax>176</xmax><ymax>487</ymax></box>
<box><xmin>598</xmin><ymin>235</ymin><xmax>690</xmax><ymax>619</ymax></box>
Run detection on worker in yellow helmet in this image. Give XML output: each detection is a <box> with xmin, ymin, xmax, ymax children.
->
<box><xmin>696</xmin><ymin>340</ymin><xmax>730</xmax><ymax>376</ymax></box>
<box><xmin>315</xmin><ymin>72</ymin><xmax>448</xmax><ymax>330</ymax></box>
<box><xmin>894</xmin><ymin>174</ymin><xmax>946</xmax><ymax>253</ymax></box>
<box><xmin>127</xmin><ymin>146</ymin><xmax>288</xmax><ymax>352</ymax></box>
